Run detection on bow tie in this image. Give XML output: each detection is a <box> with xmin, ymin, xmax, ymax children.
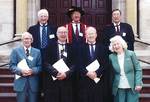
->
<box><xmin>58</xmin><ymin>43</ymin><xmax>66</xmax><ymax>46</ymax></box>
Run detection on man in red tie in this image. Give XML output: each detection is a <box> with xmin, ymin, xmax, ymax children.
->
<box><xmin>65</xmin><ymin>6</ymin><xmax>87</xmax><ymax>44</ymax></box>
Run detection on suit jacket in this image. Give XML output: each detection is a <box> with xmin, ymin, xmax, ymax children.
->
<box><xmin>65</xmin><ymin>22</ymin><xmax>87</xmax><ymax>44</ymax></box>
<box><xmin>102</xmin><ymin>23</ymin><xmax>135</xmax><ymax>50</ymax></box>
<box><xmin>109</xmin><ymin>50</ymin><xmax>143</xmax><ymax>96</ymax></box>
<box><xmin>28</xmin><ymin>23</ymin><xmax>57</xmax><ymax>49</ymax></box>
<box><xmin>9</xmin><ymin>46</ymin><xmax>42</xmax><ymax>92</ymax></box>
<box><xmin>44</xmin><ymin>41</ymin><xmax>75</xmax><ymax>86</ymax></box>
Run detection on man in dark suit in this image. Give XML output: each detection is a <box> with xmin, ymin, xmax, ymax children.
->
<box><xmin>28</xmin><ymin>9</ymin><xmax>57</xmax><ymax>60</ymax></box>
<box><xmin>78</xmin><ymin>27</ymin><xmax>111</xmax><ymax>102</ymax></box>
<box><xmin>44</xmin><ymin>26</ymin><xmax>75</xmax><ymax>102</ymax></box>
<box><xmin>102</xmin><ymin>9</ymin><xmax>135</xmax><ymax>51</ymax></box>
<box><xmin>28</xmin><ymin>9</ymin><xmax>57</xmax><ymax>95</ymax></box>
<box><xmin>9</xmin><ymin>32</ymin><xmax>42</xmax><ymax>102</ymax></box>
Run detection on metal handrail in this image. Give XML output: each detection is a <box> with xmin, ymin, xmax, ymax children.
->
<box><xmin>0</xmin><ymin>38</ymin><xmax>21</xmax><ymax>46</ymax></box>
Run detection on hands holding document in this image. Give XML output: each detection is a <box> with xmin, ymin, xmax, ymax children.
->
<box><xmin>86</xmin><ymin>60</ymin><xmax>101</xmax><ymax>83</ymax></box>
<box><xmin>52</xmin><ymin>59</ymin><xmax>69</xmax><ymax>80</ymax></box>
<box><xmin>15</xmin><ymin>59</ymin><xmax>32</xmax><ymax>79</ymax></box>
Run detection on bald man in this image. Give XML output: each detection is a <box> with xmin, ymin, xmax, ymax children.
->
<box><xmin>44</xmin><ymin>26</ymin><xmax>75</xmax><ymax>102</ymax></box>
<box><xmin>9</xmin><ymin>32</ymin><xmax>42</xmax><ymax>102</ymax></box>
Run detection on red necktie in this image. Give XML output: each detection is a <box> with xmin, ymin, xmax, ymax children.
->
<box><xmin>76</xmin><ymin>24</ymin><xmax>79</xmax><ymax>37</ymax></box>
<box><xmin>116</xmin><ymin>25</ymin><xmax>120</xmax><ymax>35</ymax></box>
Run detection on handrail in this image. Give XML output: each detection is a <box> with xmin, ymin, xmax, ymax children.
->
<box><xmin>135</xmin><ymin>38</ymin><xmax>150</xmax><ymax>46</ymax></box>
<box><xmin>0</xmin><ymin>38</ymin><xmax>21</xmax><ymax>46</ymax></box>
<box><xmin>0</xmin><ymin>63</ymin><xmax>9</xmax><ymax>67</ymax></box>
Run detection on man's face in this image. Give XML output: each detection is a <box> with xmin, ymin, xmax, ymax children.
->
<box><xmin>112</xmin><ymin>10</ymin><xmax>121</xmax><ymax>23</ymax></box>
<box><xmin>22</xmin><ymin>35</ymin><xmax>33</xmax><ymax>48</ymax></box>
<box><xmin>57</xmin><ymin>28</ymin><xmax>68</xmax><ymax>42</ymax></box>
<box><xmin>38</xmin><ymin>13</ymin><xmax>49</xmax><ymax>24</ymax></box>
<box><xmin>86</xmin><ymin>29</ymin><xmax>97</xmax><ymax>43</ymax></box>
<box><xmin>71</xmin><ymin>11</ymin><xmax>81</xmax><ymax>22</ymax></box>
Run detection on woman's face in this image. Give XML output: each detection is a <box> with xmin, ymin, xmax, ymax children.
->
<box><xmin>112</xmin><ymin>41</ymin><xmax>123</xmax><ymax>53</ymax></box>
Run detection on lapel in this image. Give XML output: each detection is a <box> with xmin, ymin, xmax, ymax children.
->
<box><xmin>112</xmin><ymin>53</ymin><xmax>121</xmax><ymax>73</ymax></box>
<box><xmin>37</xmin><ymin>24</ymin><xmax>41</xmax><ymax>47</ymax></box>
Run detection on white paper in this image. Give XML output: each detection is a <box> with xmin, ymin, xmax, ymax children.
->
<box><xmin>86</xmin><ymin>59</ymin><xmax>101</xmax><ymax>83</ymax></box>
<box><xmin>52</xmin><ymin>59</ymin><xmax>69</xmax><ymax>80</ymax></box>
<box><xmin>15</xmin><ymin>59</ymin><xmax>30</xmax><ymax>79</ymax></box>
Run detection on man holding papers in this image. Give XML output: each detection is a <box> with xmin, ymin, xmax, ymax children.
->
<box><xmin>44</xmin><ymin>26</ymin><xmax>75</xmax><ymax>102</ymax></box>
<box><xmin>9</xmin><ymin>32</ymin><xmax>42</xmax><ymax>102</ymax></box>
<box><xmin>78</xmin><ymin>27</ymin><xmax>109</xmax><ymax>102</ymax></box>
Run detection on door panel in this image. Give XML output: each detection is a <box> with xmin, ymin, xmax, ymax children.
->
<box><xmin>41</xmin><ymin>0</ymin><xmax>112</xmax><ymax>41</ymax></box>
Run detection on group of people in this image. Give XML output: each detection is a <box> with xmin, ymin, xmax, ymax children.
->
<box><xmin>9</xmin><ymin>6</ymin><xmax>143</xmax><ymax>102</ymax></box>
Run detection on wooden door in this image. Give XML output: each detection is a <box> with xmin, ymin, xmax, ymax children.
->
<box><xmin>41</xmin><ymin>0</ymin><xmax>112</xmax><ymax>41</ymax></box>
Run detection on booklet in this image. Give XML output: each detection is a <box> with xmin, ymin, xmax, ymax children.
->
<box><xmin>15</xmin><ymin>59</ymin><xmax>30</xmax><ymax>79</ymax></box>
<box><xmin>86</xmin><ymin>59</ymin><xmax>101</xmax><ymax>83</ymax></box>
<box><xmin>52</xmin><ymin>59</ymin><xmax>69</xmax><ymax>80</ymax></box>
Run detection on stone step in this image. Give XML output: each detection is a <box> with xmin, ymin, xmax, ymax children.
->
<box><xmin>141</xmin><ymin>84</ymin><xmax>150</xmax><ymax>93</ymax></box>
<box><xmin>140</xmin><ymin>93</ymin><xmax>150</xmax><ymax>102</ymax></box>
<box><xmin>143</xmin><ymin>75</ymin><xmax>150</xmax><ymax>84</ymax></box>
<box><xmin>0</xmin><ymin>75</ymin><xmax>14</xmax><ymax>83</ymax></box>
<box><xmin>0</xmin><ymin>83</ymin><xmax>14</xmax><ymax>93</ymax></box>
<box><xmin>0</xmin><ymin>93</ymin><xmax>16</xmax><ymax>102</ymax></box>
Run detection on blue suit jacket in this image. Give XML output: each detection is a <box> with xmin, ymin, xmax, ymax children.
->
<box><xmin>109</xmin><ymin>50</ymin><xmax>143</xmax><ymax>95</ymax></box>
<box><xmin>102</xmin><ymin>23</ymin><xmax>135</xmax><ymax>50</ymax></box>
<box><xmin>9</xmin><ymin>46</ymin><xmax>42</xmax><ymax>92</ymax></box>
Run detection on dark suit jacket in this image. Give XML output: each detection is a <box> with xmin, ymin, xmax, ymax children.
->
<box><xmin>43</xmin><ymin>41</ymin><xmax>75</xmax><ymax>102</ymax></box>
<box><xmin>9</xmin><ymin>46</ymin><xmax>42</xmax><ymax>92</ymax></box>
<box><xmin>78</xmin><ymin>43</ymin><xmax>109</xmax><ymax>102</ymax></box>
<box><xmin>28</xmin><ymin>23</ymin><xmax>57</xmax><ymax>49</ymax></box>
<box><xmin>102</xmin><ymin>22</ymin><xmax>135</xmax><ymax>50</ymax></box>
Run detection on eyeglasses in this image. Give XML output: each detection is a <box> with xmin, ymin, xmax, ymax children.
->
<box><xmin>57</xmin><ymin>31</ymin><xmax>68</xmax><ymax>34</ymax></box>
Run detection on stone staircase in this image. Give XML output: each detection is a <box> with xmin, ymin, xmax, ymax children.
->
<box><xmin>0</xmin><ymin>41</ymin><xmax>150</xmax><ymax>102</ymax></box>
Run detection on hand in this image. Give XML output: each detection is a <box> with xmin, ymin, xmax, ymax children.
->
<box><xmin>21</xmin><ymin>69</ymin><xmax>33</xmax><ymax>76</ymax></box>
<box><xmin>135</xmin><ymin>85</ymin><xmax>142</xmax><ymax>92</ymax></box>
<box><xmin>86</xmin><ymin>71</ymin><xmax>97</xmax><ymax>80</ymax></box>
<box><xmin>56</xmin><ymin>72</ymin><xmax>66</xmax><ymax>80</ymax></box>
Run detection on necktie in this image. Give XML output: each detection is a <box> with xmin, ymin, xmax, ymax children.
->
<box><xmin>26</xmin><ymin>49</ymin><xmax>29</xmax><ymax>57</ymax></box>
<box><xmin>75</xmin><ymin>24</ymin><xmax>79</xmax><ymax>37</ymax></box>
<box><xmin>60</xmin><ymin>44</ymin><xmax>65</xmax><ymax>59</ymax></box>
<box><xmin>90</xmin><ymin>45</ymin><xmax>95</xmax><ymax>60</ymax></box>
<box><xmin>116</xmin><ymin>24</ymin><xmax>120</xmax><ymax>35</ymax></box>
<box><xmin>41</xmin><ymin>25</ymin><xmax>47</xmax><ymax>48</ymax></box>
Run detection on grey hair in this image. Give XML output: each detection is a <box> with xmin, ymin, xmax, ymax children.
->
<box><xmin>56</xmin><ymin>26</ymin><xmax>68</xmax><ymax>35</ymax></box>
<box><xmin>109</xmin><ymin>35</ymin><xmax>127</xmax><ymax>52</ymax></box>
<box><xmin>38</xmin><ymin>9</ymin><xmax>49</xmax><ymax>17</ymax></box>
<box><xmin>21</xmin><ymin>32</ymin><xmax>33</xmax><ymax>40</ymax></box>
<box><xmin>85</xmin><ymin>26</ymin><xmax>97</xmax><ymax>35</ymax></box>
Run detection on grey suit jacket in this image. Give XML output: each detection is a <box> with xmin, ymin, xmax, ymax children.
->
<box><xmin>109</xmin><ymin>50</ymin><xmax>143</xmax><ymax>95</ymax></box>
<box><xmin>9</xmin><ymin>46</ymin><xmax>42</xmax><ymax>92</ymax></box>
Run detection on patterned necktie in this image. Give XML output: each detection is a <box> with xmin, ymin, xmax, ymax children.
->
<box><xmin>75</xmin><ymin>24</ymin><xmax>79</xmax><ymax>37</ymax></box>
<box><xmin>41</xmin><ymin>25</ymin><xmax>47</xmax><ymax>48</ymax></box>
<box><xmin>26</xmin><ymin>49</ymin><xmax>29</xmax><ymax>57</ymax></box>
<box><xmin>116</xmin><ymin>24</ymin><xmax>120</xmax><ymax>35</ymax></box>
<box><xmin>60</xmin><ymin>44</ymin><xmax>65</xmax><ymax>59</ymax></box>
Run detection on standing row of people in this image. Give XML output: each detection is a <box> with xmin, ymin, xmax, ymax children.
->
<box><xmin>9</xmin><ymin>6</ymin><xmax>142</xmax><ymax>102</ymax></box>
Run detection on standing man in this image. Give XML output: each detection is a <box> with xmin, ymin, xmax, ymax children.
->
<box><xmin>28</xmin><ymin>9</ymin><xmax>57</xmax><ymax>60</ymax></box>
<box><xmin>78</xmin><ymin>27</ymin><xmax>110</xmax><ymax>102</ymax></box>
<box><xmin>65</xmin><ymin>6</ymin><xmax>87</xmax><ymax>44</ymax></box>
<box><xmin>44</xmin><ymin>26</ymin><xmax>75</xmax><ymax>102</ymax></box>
<box><xmin>102</xmin><ymin>9</ymin><xmax>135</xmax><ymax>51</ymax></box>
<box><xmin>28</xmin><ymin>9</ymin><xmax>57</xmax><ymax>95</ymax></box>
<box><xmin>65</xmin><ymin>6</ymin><xmax>88</xmax><ymax>102</ymax></box>
<box><xmin>9</xmin><ymin>32</ymin><xmax>42</xmax><ymax>102</ymax></box>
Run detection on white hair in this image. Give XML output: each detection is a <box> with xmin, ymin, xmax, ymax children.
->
<box><xmin>109</xmin><ymin>35</ymin><xmax>127</xmax><ymax>52</ymax></box>
<box><xmin>21</xmin><ymin>32</ymin><xmax>33</xmax><ymax>40</ymax></box>
<box><xmin>85</xmin><ymin>26</ymin><xmax>97</xmax><ymax>35</ymax></box>
<box><xmin>38</xmin><ymin>9</ymin><xmax>49</xmax><ymax>17</ymax></box>
<box><xmin>56</xmin><ymin>26</ymin><xmax>68</xmax><ymax>35</ymax></box>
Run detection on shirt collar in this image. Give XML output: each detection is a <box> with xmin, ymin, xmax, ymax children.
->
<box><xmin>24</xmin><ymin>46</ymin><xmax>31</xmax><ymax>52</ymax></box>
<box><xmin>113</xmin><ymin>22</ymin><xmax>120</xmax><ymax>26</ymax></box>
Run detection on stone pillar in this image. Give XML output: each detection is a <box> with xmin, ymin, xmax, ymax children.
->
<box><xmin>126</xmin><ymin>0</ymin><xmax>137</xmax><ymax>36</ymax></box>
<box><xmin>27</xmin><ymin>0</ymin><xmax>40</xmax><ymax>28</ymax></box>
<box><xmin>112</xmin><ymin>0</ymin><xmax>126</xmax><ymax>22</ymax></box>
<box><xmin>16</xmin><ymin>0</ymin><xmax>27</xmax><ymax>34</ymax></box>
<box><xmin>139</xmin><ymin>0</ymin><xmax>150</xmax><ymax>42</ymax></box>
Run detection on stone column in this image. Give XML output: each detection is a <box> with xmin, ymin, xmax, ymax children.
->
<box><xmin>16</xmin><ymin>0</ymin><xmax>27</xmax><ymax>34</ymax></box>
<box><xmin>112</xmin><ymin>0</ymin><xmax>126</xmax><ymax>22</ymax></box>
<box><xmin>126</xmin><ymin>0</ymin><xmax>137</xmax><ymax>36</ymax></box>
<box><xmin>27</xmin><ymin>0</ymin><xmax>40</xmax><ymax>28</ymax></box>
